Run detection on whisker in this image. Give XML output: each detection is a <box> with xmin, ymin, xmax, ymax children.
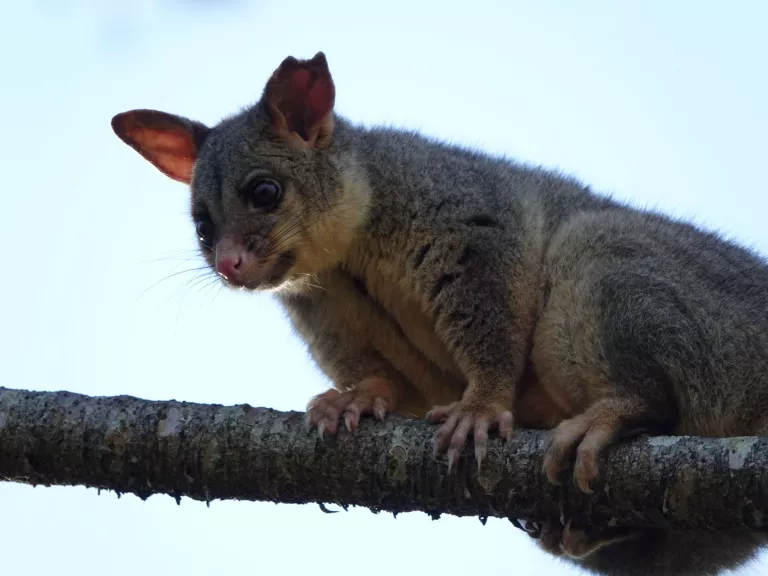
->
<box><xmin>262</xmin><ymin>199</ymin><xmax>358</xmax><ymax>252</ymax></box>
<box><xmin>266</xmin><ymin>202</ymin><xmax>356</xmax><ymax>250</ymax></box>
<box><xmin>177</xmin><ymin>272</ymin><xmax>221</xmax><ymax>303</ymax></box>
<box><xmin>294</xmin><ymin>274</ymin><xmax>328</xmax><ymax>292</ymax></box>
<box><xmin>264</xmin><ymin>198</ymin><xmax>356</xmax><ymax>245</ymax></box>
<box><xmin>137</xmin><ymin>249</ymin><xmax>202</xmax><ymax>265</ymax></box>
<box><xmin>211</xmin><ymin>281</ymin><xmax>227</xmax><ymax>304</ymax></box>
<box><xmin>134</xmin><ymin>265</ymin><xmax>212</xmax><ymax>303</ymax></box>
<box><xmin>263</xmin><ymin>204</ymin><xmax>356</xmax><ymax>258</ymax></box>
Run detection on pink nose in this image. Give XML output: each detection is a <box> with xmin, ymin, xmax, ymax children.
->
<box><xmin>216</xmin><ymin>254</ymin><xmax>243</xmax><ymax>282</ymax></box>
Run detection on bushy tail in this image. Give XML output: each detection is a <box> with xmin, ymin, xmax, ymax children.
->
<box><xmin>563</xmin><ymin>527</ymin><xmax>766</xmax><ymax>576</ymax></box>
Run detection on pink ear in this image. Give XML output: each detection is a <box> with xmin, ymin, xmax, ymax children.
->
<box><xmin>264</xmin><ymin>52</ymin><xmax>336</xmax><ymax>148</ymax></box>
<box><xmin>111</xmin><ymin>110</ymin><xmax>209</xmax><ymax>184</ymax></box>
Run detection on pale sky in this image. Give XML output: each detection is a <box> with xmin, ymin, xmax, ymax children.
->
<box><xmin>1</xmin><ymin>1</ymin><xmax>767</xmax><ymax>575</ymax></box>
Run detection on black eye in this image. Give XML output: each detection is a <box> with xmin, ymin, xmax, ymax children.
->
<box><xmin>195</xmin><ymin>218</ymin><xmax>214</xmax><ymax>249</ymax></box>
<box><xmin>245</xmin><ymin>178</ymin><xmax>282</xmax><ymax>210</ymax></box>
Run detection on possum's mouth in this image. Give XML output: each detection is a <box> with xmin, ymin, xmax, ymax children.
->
<box><xmin>236</xmin><ymin>249</ymin><xmax>296</xmax><ymax>291</ymax></box>
<box><xmin>258</xmin><ymin>250</ymin><xmax>296</xmax><ymax>288</ymax></box>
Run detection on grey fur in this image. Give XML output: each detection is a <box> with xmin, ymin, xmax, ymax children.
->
<box><xmin>111</xmin><ymin>53</ymin><xmax>768</xmax><ymax>576</ymax></box>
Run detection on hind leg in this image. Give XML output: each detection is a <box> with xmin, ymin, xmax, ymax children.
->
<box><xmin>543</xmin><ymin>396</ymin><xmax>655</xmax><ymax>493</ymax></box>
<box><xmin>536</xmin><ymin>261</ymin><xmax>689</xmax><ymax>492</ymax></box>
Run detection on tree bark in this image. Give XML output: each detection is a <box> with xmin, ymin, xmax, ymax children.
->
<box><xmin>1</xmin><ymin>386</ymin><xmax>767</xmax><ymax>534</ymax></box>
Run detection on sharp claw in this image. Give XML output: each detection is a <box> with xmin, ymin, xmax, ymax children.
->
<box><xmin>447</xmin><ymin>449</ymin><xmax>457</xmax><ymax>474</ymax></box>
<box><xmin>344</xmin><ymin>413</ymin><xmax>354</xmax><ymax>432</ymax></box>
<box><xmin>475</xmin><ymin>444</ymin><xmax>487</xmax><ymax>472</ymax></box>
<box><xmin>497</xmin><ymin>411</ymin><xmax>514</xmax><ymax>441</ymax></box>
<box><xmin>373</xmin><ymin>402</ymin><xmax>386</xmax><ymax>421</ymax></box>
<box><xmin>318</xmin><ymin>420</ymin><xmax>326</xmax><ymax>440</ymax></box>
<box><xmin>577</xmin><ymin>476</ymin><xmax>594</xmax><ymax>495</ymax></box>
<box><xmin>426</xmin><ymin>404</ymin><xmax>454</xmax><ymax>423</ymax></box>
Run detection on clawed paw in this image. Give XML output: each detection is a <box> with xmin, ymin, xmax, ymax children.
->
<box><xmin>542</xmin><ymin>415</ymin><xmax>597</xmax><ymax>492</ymax></box>
<box><xmin>305</xmin><ymin>378</ymin><xmax>394</xmax><ymax>438</ymax></box>
<box><xmin>426</xmin><ymin>399</ymin><xmax>514</xmax><ymax>473</ymax></box>
<box><xmin>542</xmin><ymin>399</ymin><xmax>630</xmax><ymax>493</ymax></box>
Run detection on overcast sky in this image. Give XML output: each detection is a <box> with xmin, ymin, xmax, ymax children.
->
<box><xmin>1</xmin><ymin>1</ymin><xmax>767</xmax><ymax>575</ymax></box>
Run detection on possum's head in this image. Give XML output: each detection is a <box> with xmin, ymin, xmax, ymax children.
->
<box><xmin>111</xmin><ymin>52</ymin><xmax>369</xmax><ymax>292</ymax></box>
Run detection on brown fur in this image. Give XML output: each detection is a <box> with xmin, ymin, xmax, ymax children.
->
<box><xmin>111</xmin><ymin>52</ymin><xmax>768</xmax><ymax>575</ymax></box>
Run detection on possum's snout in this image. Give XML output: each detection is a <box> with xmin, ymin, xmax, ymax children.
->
<box><xmin>214</xmin><ymin>236</ymin><xmax>295</xmax><ymax>290</ymax></box>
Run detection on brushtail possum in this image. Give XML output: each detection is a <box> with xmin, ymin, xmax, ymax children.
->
<box><xmin>111</xmin><ymin>52</ymin><xmax>768</xmax><ymax>575</ymax></box>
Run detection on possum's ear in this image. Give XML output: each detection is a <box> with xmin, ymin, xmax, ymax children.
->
<box><xmin>111</xmin><ymin>109</ymin><xmax>210</xmax><ymax>184</ymax></box>
<box><xmin>263</xmin><ymin>51</ymin><xmax>335</xmax><ymax>150</ymax></box>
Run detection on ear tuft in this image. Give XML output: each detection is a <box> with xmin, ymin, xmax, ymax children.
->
<box><xmin>264</xmin><ymin>52</ymin><xmax>336</xmax><ymax>149</ymax></box>
<box><xmin>111</xmin><ymin>110</ymin><xmax>209</xmax><ymax>184</ymax></box>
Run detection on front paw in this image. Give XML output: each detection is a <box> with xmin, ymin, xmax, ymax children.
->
<box><xmin>305</xmin><ymin>377</ymin><xmax>395</xmax><ymax>438</ymax></box>
<box><xmin>426</xmin><ymin>395</ymin><xmax>514</xmax><ymax>473</ymax></box>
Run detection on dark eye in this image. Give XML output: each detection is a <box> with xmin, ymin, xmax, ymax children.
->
<box><xmin>245</xmin><ymin>178</ymin><xmax>282</xmax><ymax>210</ymax></box>
<box><xmin>195</xmin><ymin>218</ymin><xmax>214</xmax><ymax>249</ymax></box>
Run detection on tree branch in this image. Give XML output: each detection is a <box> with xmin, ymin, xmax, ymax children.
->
<box><xmin>1</xmin><ymin>386</ymin><xmax>766</xmax><ymax>533</ymax></box>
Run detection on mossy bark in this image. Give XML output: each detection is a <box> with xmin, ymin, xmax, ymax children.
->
<box><xmin>1</xmin><ymin>386</ymin><xmax>767</xmax><ymax>533</ymax></box>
